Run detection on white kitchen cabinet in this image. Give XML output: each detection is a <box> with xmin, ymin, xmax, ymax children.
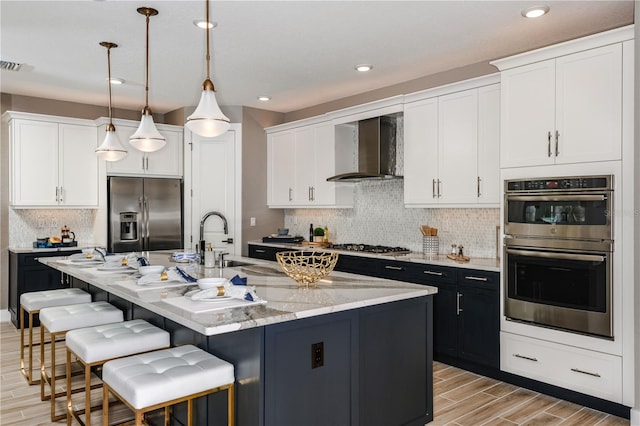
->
<box><xmin>7</xmin><ymin>113</ymin><xmax>98</xmax><ymax>208</ymax></box>
<box><xmin>100</xmin><ymin>118</ymin><xmax>183</xmax><ymax>177</ymax></box>
<box><xmin>501</xmin><ymin>332</ymin><xmax>622</xmax><ymax>403</ymax></box>
<box><xmin>498</xmin><ymin>43</ymin><xmax>622</xmax><ymax>168</ymax></box>
<box><xmin>267</xmin><ymin>121</ymin><xmax>353</xmax><ymax>208</ymax></box>
<box><xmin>403</xmin><ymin>79</ymin><xmax>500</xmax><ymax>207</ymax></box>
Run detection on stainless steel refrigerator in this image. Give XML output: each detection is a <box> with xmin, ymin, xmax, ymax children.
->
<box><xmin>108</xmin><ymin>177</ymin><xmax>183</xmax><ymax>253</ymax></box>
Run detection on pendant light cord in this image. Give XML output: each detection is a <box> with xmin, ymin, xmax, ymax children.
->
<box><xmin>145</xmin><ymin>12</ymin><xmax>150</xmax><ymax>110</ymax></box>
<box><xmin>107</xmin><ymin>45</ymin><xmax>114</xmax><ymax>124</ymax></box>
<box><xmin>206</xmin><ymin>0</ymin><xmax>210</xmax><ymax>80</ymax></box>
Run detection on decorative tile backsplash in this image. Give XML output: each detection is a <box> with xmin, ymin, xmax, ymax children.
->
<box><xmin>284</xmin><ymin>179</ymin><xmax>500</xmax><ymax>258</ymax></box>
<box><xmin>8</xmin><ymin>208</ymin><xmax>98</xmax><ymax>248</ymax></box>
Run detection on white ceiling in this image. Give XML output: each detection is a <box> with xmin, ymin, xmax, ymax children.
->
<box><xmin>0</xmin><ymin>1</ymin><xmax>634</xmax><ymax>115</ymax></box>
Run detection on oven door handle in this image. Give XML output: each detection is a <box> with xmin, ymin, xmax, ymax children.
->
<box><xmin>505</xmin><ymin>248</ymin><xmax>606</xmax><ymax>263</ymax></box>
<box><xmin>507</xmin><ymin>195</ymin><xmax>607</xmax><ymax>202</ymax></box>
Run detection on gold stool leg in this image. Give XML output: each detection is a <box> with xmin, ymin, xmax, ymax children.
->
<box><xmin>66</xmin><ymin>349</ymin><xmax>72</xmax><ymax>426</ymax></box>
<box><xmin>102</xmin><ymin>384</ymin><xmax>109</xmax><ymax>426</ymax></box>
<box><xmin>228</xmin><ymin>383</ymin><xmax>235</xmax><ymax>426</ymax></box>
<box><xmin>40</xmin><ymin>325</ymin><xmax>47</xmax><ymax>401</ymax></box>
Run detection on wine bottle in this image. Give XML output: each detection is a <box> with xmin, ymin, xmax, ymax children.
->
<box><xmin>309</xmin><ymin>224</ymin><xmax>313</xmax><ymax>242</ymax></box>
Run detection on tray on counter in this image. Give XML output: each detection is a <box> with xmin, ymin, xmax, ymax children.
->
<box><xmin>262</xmin><ymin>236</ymin><xmax>304</xmax><ymax>244</ymax></box>
<box><xmin>33</xmin><ymin>241</ymin><xmax>78</xmax><ymax>248</ymax></box>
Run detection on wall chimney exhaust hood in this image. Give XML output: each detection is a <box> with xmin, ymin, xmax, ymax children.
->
<box><xmin>327</xmin><ymin>114</ymin><xmax>401</xmax><ymax>182</ymax></box>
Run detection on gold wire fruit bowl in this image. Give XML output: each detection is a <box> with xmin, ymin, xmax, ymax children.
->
<box><xmin>276</xmin><ymin>251</ymin><xmax>339</xmax><ymax>288</ymax></box>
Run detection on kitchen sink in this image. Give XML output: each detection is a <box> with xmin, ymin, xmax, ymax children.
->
<box><xmin>223</xmin><ymin>260</ymin><xmax>254</xmax><ymax>268</ymax></box>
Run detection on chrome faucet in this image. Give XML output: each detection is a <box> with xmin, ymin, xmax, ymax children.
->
<box><xmin>200</xmin><ymin>211</ymin><xmax>229</xmax><ymax>242</ymax></box>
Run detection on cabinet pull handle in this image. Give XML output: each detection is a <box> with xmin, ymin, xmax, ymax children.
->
<box><xmin>570</xmin><ymin>368</ymin><xmax>601</xmax><ymax>378</ymax></box>
<box><xmin>312</xmin><ymin>186</ymin><xmax>315</xmax><ymax>201</ymax></box>
<box><xmin>55</xmin><ymin>187</ymin><xmax>59</xmax><ymax>203</ymax></box>
<box><xmin>255</xmin><ymin>249</ymin><xmax>266</xmax><ymax>253</ymax></box>
<box><xmin>423</xmin><ymin>270</ymin><xmax>443</xmax><ymax>276</ymax></box>
<box><xmin>59</xmin><ymin>187</ymin><xmax>63</xmax><ymax>203</ymax></box>
<box><xmin>477</xmin><ymin>176</ymin><xmax>481</xmax><ymax>198</ymax></box>
<box><xmin>142</xmin><ymin>157</ymin><xmax>145</xmax><ymax>170</ymax></box>
<box><xmin>456</xmin><ymin>292</ymin><xmax>463</xmax><ymax>315</ymax></box>
<box><xmin>547</xmin><ymin>131</ymin><xmax>552</xmax><ymax>157</ymax></box>
<box><xmin>514</xmin><ymin>353</ymin><xmax>538</xmax><ymax>362</ymax></box>
<box><xmin>555</xmin><ymin>130</ymin><xmax>560</xmax><ymax>157</ymax></box>
<box><xmin>288</xmin><ymin>188</ymin><xmax>293</xmax><ymax>202</ymax></box>
<box><xmin>464</xmin><ymin>275</ymin><xmax>488</xmax><ymax>282</ymax></box>
<box><xmin>437</xmin><ymin>179</ymin><xmax>442</xmax><ymax>198</ymax></box>
<box><xmin>384</xmin><ymin>265</ymin><xmax>404</xmax><ymax>271</ymax></box>
<box><xmin>432</xmin><ymin>179</ymin><xmax>437</xmax><ymax>198</ymax></box>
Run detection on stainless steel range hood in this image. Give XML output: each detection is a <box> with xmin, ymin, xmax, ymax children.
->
<box><xmin>327</xmin><ymin>114</ymin><xmax>401</xmax><ymax>182</ymax></box>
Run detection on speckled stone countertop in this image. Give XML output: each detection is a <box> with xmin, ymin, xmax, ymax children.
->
<box><xmin>9</xmin><ymin>246</ymin><xmax>87</xmax><ymax>254</ymax></box>
<box><xmin>40</xmin><ymin>252</ymin><xmax>437</xmax><ymax>337</ymax></box>
<box><xmin>248</xmin><ymin>241</ymin><xmax>501</xmax><ymax>272</ymax></box>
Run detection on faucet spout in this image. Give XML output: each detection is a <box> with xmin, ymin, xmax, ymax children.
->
<box><xmin>199</xmin><ymin>211</ymin><xmax>229</xmax><ymax>242</ymax></box>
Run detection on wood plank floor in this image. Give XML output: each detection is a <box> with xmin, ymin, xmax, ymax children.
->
<box><xmin>0</xmin><ymin>321</ymin><xmax>631</xmax><ymax>425</ymax></box>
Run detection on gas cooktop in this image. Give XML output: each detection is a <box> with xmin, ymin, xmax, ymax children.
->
<box><xmin>329</xmin><ymin>243</ymin><xmax>411</xmax><ymax>255</ymax></box>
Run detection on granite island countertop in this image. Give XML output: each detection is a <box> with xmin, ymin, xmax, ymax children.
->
<box><xmin>40</xmin><ymin>252</ymin><xmax>437</xmax><ymax>337</ymax></box>
<box><xmin>248</xmin><ymin>240</ymin><xmax>501</xmax><ymax>272</ymax></box>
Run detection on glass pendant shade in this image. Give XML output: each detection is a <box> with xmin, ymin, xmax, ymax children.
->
<box><xmin>186</xmin><ymin>86</ymin><xmax>230</xmax><ymax>137</ymax></box>
<box><xmin>96</xmin><ymin>124</ymin><xmax>127</xmax><ymax>162</ymax></box>
<box><xmin>129</xmin><ymin>109</ymin><xmax>166</xmax><ymax>152</ymax></box>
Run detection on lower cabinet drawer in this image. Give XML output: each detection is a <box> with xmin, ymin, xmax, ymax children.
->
<box><xmin>500</xmin><ymin>332</ymin><xmax>622</xmax><ymax>403</ymax></box>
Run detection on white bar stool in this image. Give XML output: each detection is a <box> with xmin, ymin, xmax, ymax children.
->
<box><xmin>20</xmin><ymin>288</ymin><xmax>91</xmax><ymax>385</ymax></box>
<box><xmin>102</xmin><ymin>345</ymin><xmax>235</xmax><ymax>426</ymax></box>
<box><xmin>39</xmin><ymin>301</ymin><xmax>124</xmax><ymax>421</ymax></box>
<box><xmin>65</xmin><ymin>319</ymin><xmax>170</xmax><ymax>426</ymax></box>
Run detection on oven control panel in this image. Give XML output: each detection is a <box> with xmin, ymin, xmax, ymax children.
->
<box><xmin>506</xmin><ymin>176</ymin><xmax>611</xmax><ymax>192</ymax></box>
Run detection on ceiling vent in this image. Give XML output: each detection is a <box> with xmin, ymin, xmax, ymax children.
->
<box><xmin>1</xmin><ymin>60</ymin><xmax>23</xmax><ymax>71</ymax></box>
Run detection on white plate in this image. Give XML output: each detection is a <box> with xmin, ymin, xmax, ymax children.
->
<box><xmin>71</xmin><ymin>258</ymin><xmax>103</xmax><ymax>263</ymax></box>
<box><xmin>97</xmin><ymin>265</ymin><xmax>136</xmax><ymax>272</ymax></box>
<box><xmin>192</xmin><ymin>296</ymin><xmax>233</xmax><ymax>303</ymax></box>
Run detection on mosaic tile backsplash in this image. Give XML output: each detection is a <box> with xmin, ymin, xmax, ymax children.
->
<box><xmin>284</xmin><ymin>179</ymin><xmax>500</xmax><ymax>258</ymax></box>
<box><xmin>9</xmin><ymin>208</ymin><xmax>98</xmax><ymax>248</ymax></box>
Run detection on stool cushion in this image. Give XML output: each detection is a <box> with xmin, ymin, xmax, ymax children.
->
<box><xmin>66</xmin><ymin>320</ymin><xmax>170</xmax><ymax>364</ymax></box>
<box><xmin>20</xmin><ymin>288</ymin><xmax>90</xmax><ymax>312</ymax></box>
<box><xmin>103</xmin><ymin>345</ymin><xmax>234</xmax><ymax>409</ymax></box>
<box><xmin>39</xmin><ymin>301</ymin><xmax>123</xmax><ymax>333</ymax></box>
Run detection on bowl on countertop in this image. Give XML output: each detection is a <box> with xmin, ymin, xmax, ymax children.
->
<box><xmin>277</xmin><ymin>228</ymin><xmax>289</xmax><ymax>236</ymax></box>
<box><xmin>197</xmin><ymin>277</ymin><xmax>228</xmax><ymax>290</ymax></box>
<box><xmin>139</xmin><ymin>265</ymin><xmax>165</xmax><ymax>275</ymax></box>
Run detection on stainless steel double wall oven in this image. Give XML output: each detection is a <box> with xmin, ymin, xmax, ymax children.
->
<box><xmin>503</xmin><ymin>175</ymin><xmax>613</xmax><ymax>338</ymax></box>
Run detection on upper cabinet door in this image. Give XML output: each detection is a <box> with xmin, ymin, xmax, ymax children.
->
<box><xmin>312</xmin><ymin>124</ymin><xmax>337</xmax><ymax>206</ymax></box>
<box><xmin>293</xmin><ymin>127</ymin><xmax>316</xmax><ymax>203</ymax></box>
<box><xmin>500</xmin><ymin>59</ymin><xmax>556</xmax><ymax>168</ymax></box>
<box><xmin>403</xmin><ymin>98</ymin><xmax>439</xmax><ymax>206</ymax></box>
<box><xmin>11</xmin><ymin>119</ymin><xmax>59</xmax><ymax>206</ymax></box>
<box><xmin>477</xmin><ymin>84</ymin><xmax>501</xmax><ymax>205</ymax></box>
<box><xmin>267</xmin><ymin>131</ymin><xmax>296</xmax><ymax>206</ymax></box>
<box><xmin>58</xmin><ymin>123</ymin><xmax>98</xmax><ymax>206</ymax></box>
<box><xmin>105</xmin><ymin>121</ymin><xmax>183</xmax><ymax>177</ymax></box>
<box><xmin>438</xmin><ymin>89</ymin><xmax>478</xmax><ymax>204</ymax></box>
<box><xmin>554</xmin><ymin>44</ymin><xmax>622</xmax><ymax>164</ymax></box>
<box><xmin>145</xmin><ymin>128</ymin><xmax>183</xmax><ymax>176</ymax></box>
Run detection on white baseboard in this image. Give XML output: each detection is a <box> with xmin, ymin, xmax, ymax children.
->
<box><xmin>0</xmin><ymin>310</ymin><xmax>11</xmax><ymax>323</ymax></box>
<box><xmin>631</xmin><ymin>407</ymin><xmax>640</xmax><ymax>426</ymax></box>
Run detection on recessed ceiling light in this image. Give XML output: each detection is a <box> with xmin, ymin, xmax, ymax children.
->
<box><xmin>257</xmin><ymin>96</ymin><xmax>271</xmax><ymax>102</ymax></box>
<box><xmin>355</xmin><ymin>64</ymin><xmax>373</xmax><ymax>72</ymax></box>
<box><xmin>521</xmin><ymin>5</ymin><xmax>549</xmax><ymax>18</ymax></box>
<box><xmin>109</xmin><ymin>77</ymin><xmax>125</xmax><ymax>85</ymax></box>
<box><xmin>193</xmin><ymin>20</ymin><xmax>217</xmax><ymax>29</ymax></box>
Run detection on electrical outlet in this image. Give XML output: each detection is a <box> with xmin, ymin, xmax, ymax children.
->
<box><xmin>311</xmin><ymin>342</ymin><xmax>324</xmax><ymax>369</ymax></box>
<box><xmin>38</xmin><ymin>219</ymin><xmax>45</xmax><ymax>228</ymax></box>
<box><xmin>250</xmin><ymin>217</ymin><xmax>256</xmax><ymax>226</ymax></box>
<box><xmin>50</xmin><ymin>219</ymin><xmax>58</xmax><ymax>228</ymax></box>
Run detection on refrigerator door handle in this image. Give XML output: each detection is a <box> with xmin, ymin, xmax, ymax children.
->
<box><xmin>145</xmin><ymin>195</ymin><xmax>150</xmax><ymax>248</ymax></box>
<box><xmin>139</xmin><ymin>196</ymin><xmax>146</xmax><ymax>250</ymax></box>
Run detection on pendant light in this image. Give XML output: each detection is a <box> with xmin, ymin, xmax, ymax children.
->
<box><xmin>95</xmin><ymin>42</ymin><xmax>128</xmax><ymax>162</ymax></box>
<box><xmin>185</xmin><ymin>0</ymin><xmax>230</xmax><ymax>138</ymax></box>
<box><xmin>129</xmin><ymin>7</ymin><xmax>166</xmax><ymax>152</ymax></box>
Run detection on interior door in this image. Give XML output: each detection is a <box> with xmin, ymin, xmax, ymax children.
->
<box><xmin>189</xmin><ymin>129</ymin><xmax>238</xmax><ymax>255</ymax></box>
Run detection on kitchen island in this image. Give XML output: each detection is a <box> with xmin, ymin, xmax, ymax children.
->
<box><xmin>41</xmin><ymin>252</ymin><xmax>437</xmax><ymax>426</ymax></box>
